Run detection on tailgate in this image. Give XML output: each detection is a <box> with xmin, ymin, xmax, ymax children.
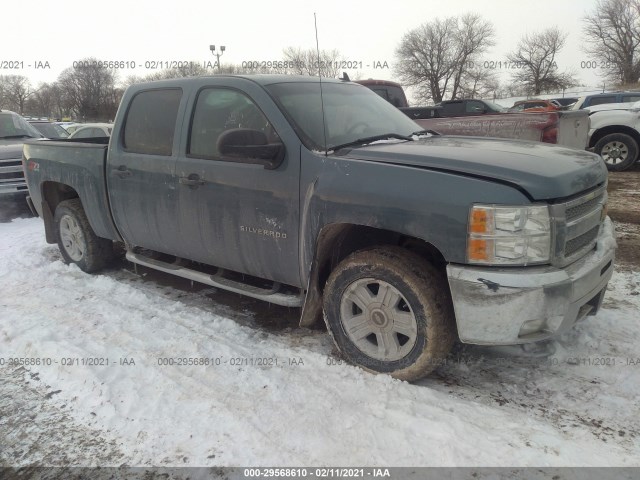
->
<box><xmin>556</xmin><ymin>110</ymin><xmax>589</xmax><ymax>150</ymax></box>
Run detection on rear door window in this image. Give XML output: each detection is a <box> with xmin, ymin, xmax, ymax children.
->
<box><xmin>123</xmin><ymin>89</ymin><xmax>182</xmax><ymax>156</ymax></box>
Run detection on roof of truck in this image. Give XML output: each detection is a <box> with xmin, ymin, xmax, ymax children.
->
<box><xmin>136</xmin><ymin>74</ymin><xmax>348</xmax><ymax>88</ymax></box>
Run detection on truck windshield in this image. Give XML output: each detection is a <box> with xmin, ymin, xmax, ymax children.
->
<box><xmin>265</xmin><ymin>82</ymin><xmax>420</xmax><ymax>152</ymax></box>
<box><xmin>0</xmin><ymin>113</ymin><xmax>43</xmax><ymax>139</ymax></box>
<box><xmin>483</xmin><ymin>100</ymin><xmax>507</xmax><ymax>112</ymax></box>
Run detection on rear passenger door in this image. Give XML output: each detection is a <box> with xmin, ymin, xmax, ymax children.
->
<box><xmin>107</xmin><ymin>88</ymin><xmax>186</xmax><ymax>255</ymax></box>
<box><xmin>174</xmin><ymin>86</ymin><xmax>300</xmax><ymax>286</ymax></box>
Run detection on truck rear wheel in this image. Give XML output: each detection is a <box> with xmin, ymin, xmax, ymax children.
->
<box><xmin>322</xmin><ymin>247</ymin><xmax>456</xmax><ymax>381</ymax></box>
<box><xmin>594</xmin><ymin>133</ymin><xmax>638</xmax><ymax>171</ymax></box>
<box><xmin>54</xmin><ymin>199</ymin><xmax>113</xmax><ymax>273</ymax></box>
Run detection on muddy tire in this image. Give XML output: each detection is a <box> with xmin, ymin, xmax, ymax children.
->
<box><xmin>594</xmin><ymin>133</ymin><xmax>638</xmax><ymax>171</ymax></box>
<box><xmin>323</xmin><ymin>247</ymin><xmax>456</xmax><ymax>382</ymax></box>
<box><xmin>54</xmin><ymin>199</ymin><xmax>113</xmax><ymax>273</ymax></box>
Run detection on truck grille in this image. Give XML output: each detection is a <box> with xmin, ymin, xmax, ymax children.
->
<box><xmin>565</xmin><ymin>194</ymin><xmax>604</xmax><ymax>221</ymax></box>
<box><xmin>0</xmin><ymin>157</ymin><xmax>27</xmax><ymax>193</ymax></box>
<box><xmin>550</xmin><ymin>185</ymin><xmax>607</xmax><ymax>267</ymax></box>
<box><xmin>565</xmin><ymin>225</ymin><xmax>600</xmax><ymax>257</ymax></box>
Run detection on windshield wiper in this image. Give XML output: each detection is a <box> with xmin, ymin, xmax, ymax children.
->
<box><xmin>411</xmin><ymin>129</ymin><xmax>440</xmax><ymax>136</ymax></box>
<box><xmin>330</xmin><ymin>133</ymin><xmax>412</xmax><ymax>151</ymax></box>
<box><xmin>1</xmin><ymin>134</ymin><xmax>34</xmax><ymax>139</ymax></box>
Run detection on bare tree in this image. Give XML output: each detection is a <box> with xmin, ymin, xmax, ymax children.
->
<box><xmin>278</xmin><ymin>47</ymin><xmax>343</xmax><ymax>78</ymax></box>
<box><xmin>145</xmin><ymin>62</ymin><xmax>212</xmax><ymax>80</ymax></box>
<box><xmin>24</xmin><ymin>83</ymin><xmax>58</xmax><ymax>118</ymax></box>
<box><xmin>394</xmin><ymin>14</ymin><xmax>495</xmax><ymax>103</ymax></box>
<box><xmin>583</xmin><ymin>0</ymin><xmax>640</xmax><ymax>85</ymax></box>
<box><xmin>507</xmin><ymin>27</ymin><xmax>578</xmax><ymax>95</ymax></box>
<box><xmin>457</xmin><ymin>67</ymin><xmax>501</xmax><ymax>100</ymax></box>
<box><xmin>0</xmin><ymin>75</ymin><xmax>34</xmax><ymax>114</ymax></box>
<box><xmin>57</xmin><ymin>58</ymin><xmax>119</xmax><ymax>121</ymax></box>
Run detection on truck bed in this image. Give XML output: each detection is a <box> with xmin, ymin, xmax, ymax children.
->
<box><xmin>22</xmin><ymin>138</ymin><xmax>120</xmax><ymax>242</ymax></box>
<box><xmin>408</xmin><ymin>110</ymin><xmax>589</xmax><ymax>149</ymax></box>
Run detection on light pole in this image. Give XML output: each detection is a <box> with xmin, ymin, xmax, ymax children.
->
<box><xmin>210</xmin><ymin>45</ymin><xmax>225</xmax><ymax>73</ymax></box>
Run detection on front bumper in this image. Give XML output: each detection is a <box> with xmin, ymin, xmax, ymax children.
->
<box><xmin>446</xmin><ymin>217</ymin><xmax>617</xmax><ymax>345</ymax></box>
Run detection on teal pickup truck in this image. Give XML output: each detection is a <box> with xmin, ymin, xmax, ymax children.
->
<box><xmin>23</xmin><ymin>75</ymin><xmax>616</xmax><ymax>381</ymax></box>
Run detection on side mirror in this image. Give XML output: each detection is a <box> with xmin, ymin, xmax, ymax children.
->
<box><xmin>217</xmin><ymin>128</ymin><xmax>285</xmax><ymax>170</ymax></box>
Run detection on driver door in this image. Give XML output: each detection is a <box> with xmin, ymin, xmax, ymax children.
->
<box><xmin>174</xmin><ymin>87</ymin><xmax>301</xmax><ymax>286</ymax></box>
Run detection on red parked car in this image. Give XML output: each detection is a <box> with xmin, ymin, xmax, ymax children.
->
<box><xmin>509</xmin><ymin>99</ymin><xmax>561</xmax><ymax>113</ymax></box>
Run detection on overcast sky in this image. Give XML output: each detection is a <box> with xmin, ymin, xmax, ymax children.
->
<box><xmin>4</xmin><ymin>0</ymin><xmax>608</xmax><ymax>94</ymax></box>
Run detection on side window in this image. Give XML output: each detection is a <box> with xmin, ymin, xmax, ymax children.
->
<box><xmin>441</xmin><ymin>102</ymin><xmax>464</xmax><ymax>116</ymax></box>
<box><xmin>371</xmin><ymin>88</ymin><xmax>390</xmax><ymax>102</ymax></box>
<box><xmin>466</xmin><ymin>100</ymin><xmax>485</xmax><ymax>113</ymax></box>
<box><xmin>387</xmin><ymin>86</ymin><xmax>406</xmax><ymax>108</ymax></box>
<box><xmin>123</xmin><ymin>89</ymin><xmax>182</xmax><ymax>156</ymax></box>
<box><xmin>74</xmin><ymin>128</ymin><xmax>94</xmax><ymax>138</ymax></box>
<box><xmin>189</xmin><ymin>88</ymin><xmax>279</xmax><ymax>159</ymax></box>
<box><xmin>589</xmin><ymin>96</ymin><xmax>616</xmax><ymax>106</ymax></box>
<box><xmin>622</xmin><ymin>95</ymin><xmax>640</xmax><ymax>103</ymax></box>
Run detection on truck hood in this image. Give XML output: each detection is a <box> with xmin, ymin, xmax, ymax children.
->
<box><xmin>343</xmin><ymin>136</ymin><xmax>607</xmax><ymax>200</ymax></box>
<box><xmin>0</xmin><ymin>140</ymin><xmax>26</xmax><ymax>160</ymax></box>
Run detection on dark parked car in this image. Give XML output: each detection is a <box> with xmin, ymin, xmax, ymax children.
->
<box><xmin>28</xmin><ymin>120</ymin><xmax>70</xmax><ymax>139</ymax></box>
<box><xmin>354</xmin><ymin>79</ymin><xmax>409</xmax><ymax>108</ymax></box>
<box><xmin>508</xmin><ymin>100</ymin><xmax>560</xmax><ymax>113</ymax></box>
<box><xmin>551</xmin><ymin>97</ymin><xmax>579</xmax><ymax>108</ymax></box>
<box><xmin>0</xmin><ymin>110</ymin><xmax>43</xmax><ymax>196</ymax></box>
<box><xmin>434</xmin><ymin>99</ymin><xmax>506</xmax><ymax>117</ymax></box>
<box><xmin>573</xmin><ymin>92</ymin><xmax>640</xmax><ymax>109</ymax></box>
<box><xmin>401</xmin><ymin>99</ymin><xmax>506</xmax><ymax>119</ymax></box>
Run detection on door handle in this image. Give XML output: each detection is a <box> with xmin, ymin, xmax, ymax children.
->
<box><xmin>111</xmin><ymin>166</ymin><xmax>132</xmax><ymax>178</ymax></box>
<box><xmin>179</xmin><ymin>174</ymin><xmax>206</xmax><ymax>187</ymax></box>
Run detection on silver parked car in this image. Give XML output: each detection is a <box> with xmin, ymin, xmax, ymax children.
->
<box><xmin>68</xmin><ymin>123</ymin><xmax>113</xmax><ymax>139</ymax></box>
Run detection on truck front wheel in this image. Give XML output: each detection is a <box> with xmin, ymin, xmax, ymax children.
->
<box><xmin>322</xmin><ymin>247</ymin><xmax>456</xmax><ymax>381</ymax></box>
<box><xmin>594</xmin><ymin>133</ymin><xmax>638</xmax><ymax>171</ymax></box>
<box><xmin>54</xmin><ymin>199</ymin><xmax>113</xmax><ymax>273</ymax></box>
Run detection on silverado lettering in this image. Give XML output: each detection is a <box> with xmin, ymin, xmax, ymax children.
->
<box><xmin>240</xmin><ymin>226</ymin><xmax>287</xmax><ymax>238</ymax></box>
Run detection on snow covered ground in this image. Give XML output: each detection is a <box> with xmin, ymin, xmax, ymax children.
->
<box><xmin>1</xmin><ymin>217</ymin><xmax>639</xmax><ymax>468</ymax></box>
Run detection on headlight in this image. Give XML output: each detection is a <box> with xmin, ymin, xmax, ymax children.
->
<box><xmin>467</xmin><ymin>204</ymin><xmax>551</xmax><ymax>266</ymax></box>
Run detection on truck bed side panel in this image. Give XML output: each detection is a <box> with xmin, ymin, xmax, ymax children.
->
<box><xmin>413</xmin><ymin>111</ymin><xmax>589</xmax><ymax>149</ymax></box>
<box><xmin>23</xmin><ymin>140</ymin><xmax>121</xmax><ymax>241</ymax></box>
<box><xmin>414</xmin><ymin>113</ymin><xmax>552</xmax><ymax>142</ymax></box>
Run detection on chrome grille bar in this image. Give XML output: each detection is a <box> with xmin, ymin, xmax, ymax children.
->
<box><xmin>550</xmin><ymin>185</ymin><xmax>607</xmax><ymax>267</ymax></box>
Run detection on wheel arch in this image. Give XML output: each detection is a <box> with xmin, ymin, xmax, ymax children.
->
<box><xmin>589</xmin><ymin>125</ymin><xmax>640</xmax><ymax>152</ymax></box>
<box><xmin>299</xmin><ymin>223</ymin><xmax>448</xmax><ymax>328</ymax></box>
<box><xmin>40</xmin><ymin>181</ymin><xmax>80</xmax><ymax>244</ymax></box>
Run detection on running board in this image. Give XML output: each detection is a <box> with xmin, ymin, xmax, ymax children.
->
<box><xmin>126</xmin><ymin>251</ymin><xmax>303</xmax><ymax>307</ymax></box>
